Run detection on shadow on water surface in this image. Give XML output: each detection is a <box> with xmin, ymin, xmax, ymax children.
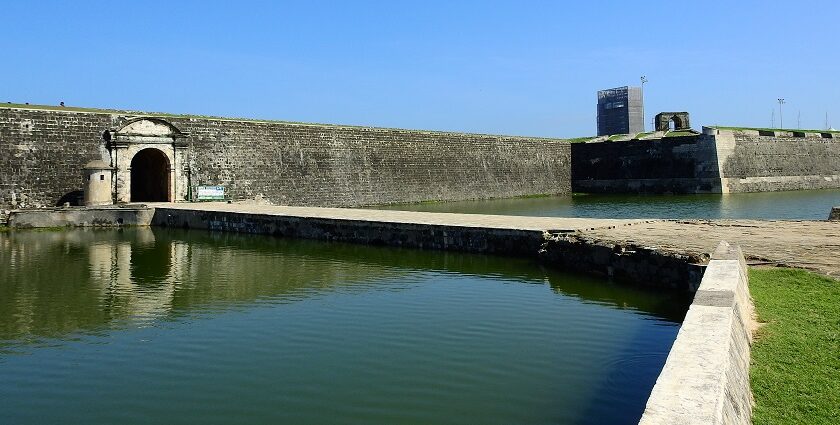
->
<box><xmin>0</xmin><ymin>227</ymin><xmax>688</xmax><ymax>352</ymax></box>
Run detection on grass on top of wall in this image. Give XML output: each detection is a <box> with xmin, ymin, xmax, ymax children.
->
<box><xmin>749</xmin><ymin>267</ymin><xmax>840</xmax><ymax>425</ymax></box>
<box><xmin>663</xmin><ymin>131</ymin><xmax>696</xmax><ymax>137</ymax></box>
<box><xmin>713</xmin><ymin>125</ymin><xmax>840</xmax><ymax>134</ymax></box>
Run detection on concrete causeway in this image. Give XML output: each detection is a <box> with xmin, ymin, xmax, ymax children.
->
<box><xmin>149</xmin><ymin>202</ymin><xmax>651</xmax><ymax>232</ymax></box>
<box><xmin>148</xmin><ymin>202</ymin><xmax>840</xmax><ymax>280</ymax></box>
<box><xmin>10</xmin><ymin>202</ymin><xmax>838</xmax><ymax>280</ymax></box>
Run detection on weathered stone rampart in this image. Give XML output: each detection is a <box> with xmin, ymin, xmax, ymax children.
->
<box><xmin>714</xmin><ymin>128</ymin><xmax>840</xmax><ymax>192</ymax></box>
<box><xmin>571</xmin><ymin>135</ymin><xmax>723</xmax><ymax>193</ymax></box>
<box><xmin>0</xmin><ymin>106</ymin><xmax>571</xmax><ymax>210</ymax></box>
<box><xmin>571</xmin><ymin>128</ymin><xmax>840</xmax><ymax>193</ymax></box>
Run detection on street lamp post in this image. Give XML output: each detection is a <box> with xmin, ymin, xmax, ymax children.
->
<box><xmin>640</xmin><ymin>76</ymin><xmax>648</xmax><ymax>131</ymax></box>
<box><xmin>777</xmin><ymin>98</ymin><xmax>786</xmax><ymax>129</ymax></box>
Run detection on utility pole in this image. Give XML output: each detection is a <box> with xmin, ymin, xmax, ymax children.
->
<box><xmin>640</xmin><ymin>76</ymin><xmax>648</xmax><ymax>131</ymax></box>
<box><xmin>797</xmin><ymin>111</ymin><xmax>801</xmax><ymax>129</ymax></box>
<box><xmin>777</xmin><ymin>98</ymin><xmax>786</xmax><ymax>129</ymax></box>
<box><xmin>771</xmin><ymin>109</ymin><xmax>775</xmax><ymax>128</ymax></box>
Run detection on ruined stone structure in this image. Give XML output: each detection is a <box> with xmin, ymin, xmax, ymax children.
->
<box><xmin>654</xmin><ymin>112</ymin><xmax>690</xmax><ymax>131</ymax></box>
<box><xmin>572</xmin><ymin>127</ymin><xmax>840</xmax><ymax>193</ymax></box>
<box><xmin>0</xmin><ymin>105</ymin><xmax>571</xmax><ymax>210</ymax></box>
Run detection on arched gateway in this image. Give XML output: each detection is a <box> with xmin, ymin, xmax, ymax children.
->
<box><xmin>130</xmin><ymin>148</ymin><xmax>170</xmax><ymax>202</ymax></box>
<box><xmin>105</xmin><ymin>118</ymin><xmax>189</xmax><ymax>204</ymax></box>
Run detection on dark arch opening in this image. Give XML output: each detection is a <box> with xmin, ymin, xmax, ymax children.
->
<box><xmin>669</xmin><ymin>116</ymin><xmax>680</xmax><ymax>131</ymax></box>
<box><xmin>130</xmin><ymin>148</ymin><xmax>170</xmax><ymax>202</ymax></box>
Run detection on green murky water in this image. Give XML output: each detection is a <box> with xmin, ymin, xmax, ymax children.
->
<box><xmin>0</xmin><ymin>228</ymin><xmax>686</xmax><ymax>425</ymax></box>
<box><xmin>373</xmin><ymin>189</ymin><xmax>840</xmax><ymax>220</ymax></box>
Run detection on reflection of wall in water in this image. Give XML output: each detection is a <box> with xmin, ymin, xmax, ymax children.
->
<box><xmin>87</xmin><ymin>228</ymin><xmax>188</xmax><ymax>324</ymax></box>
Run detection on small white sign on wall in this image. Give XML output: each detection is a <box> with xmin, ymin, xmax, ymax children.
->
<box><xmin>197</xmin><ymin>185</ymin><xmax>225</xmax><ymax>201</ymax></box>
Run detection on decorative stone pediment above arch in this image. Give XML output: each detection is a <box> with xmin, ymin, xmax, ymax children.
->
<box><xmin>105</xmin><ymin>117</ymin><xmax>190</xmax><ymax>204</ymax></box>
<box><xmin>107</xmin><ymin>117</ymin><xmax>189</xmax><ymax>147</ymax></box>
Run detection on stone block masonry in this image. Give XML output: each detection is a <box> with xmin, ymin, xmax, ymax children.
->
<box><xmin>0</xmin><ymin>108</ymin><xmax>114</xmax><ymax>209</ymax></box>
<box><xmin>714</xmin><ymin>128</ymin><xmax>840</xmax><ymax>192</ymax></box>
<box><xmin>0</xmin><ymin>105</ymin><xmax>571</xmax><ymax>210</ymax></box>
<box><xmin>571</xmin><ymin>135</ymin><xmax>723</xmax><ymax>194</ymax></box>
<box><xmin>571</xmin><ymin>128</ymin><xmax>840</xmax><ymax>194</ymax></box>
<box><xmin>639</xmin><ymin>241</ymin><xmax>753</xmax><ymax>425</ymax></box>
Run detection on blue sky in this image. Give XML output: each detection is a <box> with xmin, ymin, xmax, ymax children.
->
<box><xmin>2</xmin><ymin>1</ymin><xmax>838</xmax><ymax>137</ymax></box>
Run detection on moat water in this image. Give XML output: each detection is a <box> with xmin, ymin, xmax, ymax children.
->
<box><xmin>373</xmin><ymin>189</ymin><xmax>840</xmax><ymax>220</ymax></box>
<box><xmin>0</xmin><ymin>229</ymin><xmax>687</xmax><ymax>425</ymax></box>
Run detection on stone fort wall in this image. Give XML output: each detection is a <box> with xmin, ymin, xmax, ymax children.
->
<box><xmin>571</xmin><ymin>135</ymin><xmax>723</xmax><ymax>194</ymax></box>
<box><xmin>0</xmin><ymin>106</ymin><xmax>571</xmax><ymax>210</ymax></box>
<box><xmin>571</xmin><ymin>128</ymin><xmax>840</xmax><ymax>194</ymax></box>
<box><xmin>715</xmin><ymin>129</ymin><xmax>840</xmax><ymax>192</ymax></box>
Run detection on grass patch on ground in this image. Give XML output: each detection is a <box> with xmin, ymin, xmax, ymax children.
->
<box><xmin>749</xmin><ymin>267</ymin><xmax>840</xmax><ymax>424</ymax></box>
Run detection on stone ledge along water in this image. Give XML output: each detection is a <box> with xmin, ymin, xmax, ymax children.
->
<box><xmin>639</xmin><ymin>241</ymin><xmax>753</xmax><ymax>425</ymax></box>
<box><xmin>8</xmin><ymin>201</ymin><xmax>840</xmax><ymax>282</ymax></box>
<box><xmin>148</xmin><ymin>202</ymin><xmax>706</xmax><ymax>289</ymax></box>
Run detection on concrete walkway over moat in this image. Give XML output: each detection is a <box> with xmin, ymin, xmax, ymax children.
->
<box><xmin>149</xmin><ymin>202</ymin><xmax>840</xmax><ymax>280</ymax></box>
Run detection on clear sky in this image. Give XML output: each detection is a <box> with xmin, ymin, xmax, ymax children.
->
<box><xmin>2</xmin><ymin>1</ymin><xmax>838</xmax><ymax>137</ymax></box>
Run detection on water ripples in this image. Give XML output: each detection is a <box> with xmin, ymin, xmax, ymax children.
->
<box><xmin>0</xmin><ymin>229</ymin><xmax>681</xmax><ymax>424</ymax></box>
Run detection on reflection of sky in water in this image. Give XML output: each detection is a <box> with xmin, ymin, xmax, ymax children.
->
<box><xmin>373</xmin><ymin>189</ymin><xmax>840</xmax><ymax>220</ymax></box>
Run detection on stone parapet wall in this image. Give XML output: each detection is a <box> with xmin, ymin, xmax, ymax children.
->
<box><xmin>0</xmin><ymin>108</ymin><xmax>114</xmax><ymax>209</ymax></box>
<box><xmin>571</xmin><ymin>129</ymin><xmax>840</xmax><ymax>194</ymax></box>
<box><xmin>713</xmin><ymin>129</ymin><xmax>840</xmax><ymax>192</ymax></box>
<box><xmin>168</xmin><ymin>117</ymin><xmax>570</xmax><ymax>207</ymax></box>
<box><xmin>0</xmin><ymin>106</ymin><xmax>571</xmax><ymax>210</ymax></box>
<box><xmin>639</xmin><ymin>241</ymin><xmax>753</xmax><ymax>425</ymax></box>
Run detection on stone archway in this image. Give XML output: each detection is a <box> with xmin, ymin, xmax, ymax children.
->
<box><xmin>106</xmin><ymin>117</ymin><xmax>189</xmax><ymax>204</ymax></box>
<box><xmin>130</xmin><ymin>148</ymin><xmax>171</xmax><ymax>202</ymax></box>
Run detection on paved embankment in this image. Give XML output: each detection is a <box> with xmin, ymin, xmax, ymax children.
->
<box><xmin>150</xmin><ymin>202</ymin><xmax>651</xmax><ymax>258</ymax></box>
<box><xmin>583</xmin><ymin>219</ymin><xmax>840</xmax><ymax>279</ymax></box>
<box><xmin>9</xmin><ymin>203</ymin><xmax>838</xmax><ymax>280</ymax></box>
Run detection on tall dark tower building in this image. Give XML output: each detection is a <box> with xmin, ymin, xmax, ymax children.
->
<box><xmin>597</xmin><ymin>86</ymin><xmax>644</xmax><ymax>136</ymax></box>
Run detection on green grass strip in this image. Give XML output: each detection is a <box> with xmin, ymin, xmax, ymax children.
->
<box><xmin>713</xmin><ymin>125</ymin><xmax>840</xmax><ymax>134</ymax></box>
<box><xmin>749</xmin><ymin>267</ymin><xmax>840</xmax><ymax>424</ymax></box>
